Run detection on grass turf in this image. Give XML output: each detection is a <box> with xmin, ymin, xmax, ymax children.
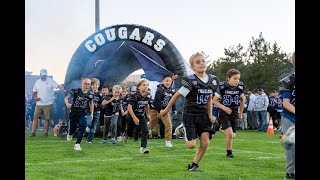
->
<box><xmin>25</xmin><ymin>129</ymin><xmax>286</xmax><ymax>180</ymax></box>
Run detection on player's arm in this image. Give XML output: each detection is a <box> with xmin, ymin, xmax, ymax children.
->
<box><xmin>238</xmin><ymin>94</ymin><xmax>246</xmax><ymax>119</ymax></box>
<box><xmin>101</xmin><ymin>96</ymin><xmax>115</xmax><ymax>105</ymax></box>
<box><xmin>283</xmin><ymin>98</ymin><xmax>295</xmax><ymax>114</ymax></box>
<box><xmin>128</xmin><ymin>104</ymin><xmax>139</xmax><ymax>125</ymax></box>
<box><xmin>89</xmin><ymin>99</ymin><xmax>94</xmax><ymax>120</ymax></box>
<box><xmin>207</xmin><ymin>95</ymin><xmax>216</xmax><ymax>123</ymax></box>
<box><xmin>213</xmin><ymin>92</ymin><xmax>232</xmax><ymax>115</ymax></box>
<box><xmin>64</xmin><ymin>93</ymin><xmax>72</xmax><ymax>109</ymax></box>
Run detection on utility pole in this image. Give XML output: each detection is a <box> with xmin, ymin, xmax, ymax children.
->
<box><xmin>95</xmin><ymin>0</ymin><xmax>100</xmax><ymax>32</ymax></box>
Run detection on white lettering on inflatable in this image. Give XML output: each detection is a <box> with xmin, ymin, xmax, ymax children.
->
<box><xmin>105</xmin><ymin>28</ymin><xmax>116</xmax><ymax>41</ymax></box>
<box><xmin>142</xmin><ymin>31</ymin><xmax>154</xmax><ymax>46</ymax></box>
<box><xmin>129</xmin><ymin>28</ymin><xmax>141</xmax><ymax>41</ymax></box>
<box><xmin>85</xmin><ymin>40</ymin><xmax>96</xmax><ymax>52</ymax></box>
<box><xmin>118</xmin><ymin>27</ymin><xmax>127</xmax><ymax>39</ymax></box>
<box><xmin>85</xmin><ymin>26</ymin><xmax>166</xmax><ymax>53</ymax></box>
<box><xmin>94</xmin><ymin>33</ymin><xmax>105</xmax><ymax>46</ymax></box>
<box><xmin>154</xmin><ymin>39</ymin><xmax>165</xmax><ymax>52</ymax></box>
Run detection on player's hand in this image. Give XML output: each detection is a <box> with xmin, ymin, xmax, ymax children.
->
<box><xmin>209</xmin><ymin>115</ymin><xmax>216</xmax><ymax>123</ymax></box>
<box><xmin>238</xmin><ymin>113</ymin><xmax>243</xmax><ymax>121</ymax></box>
<box><xmin>133</xmin><ymin>117</ymin><xmax>139</xmax><ymax>125</ymax></box>
<box><xmin>160</xmin><ymin>109</ymin><xmax>167</xmax><ymax>116</ymax></box>
<box><xmin>66</xmin><ymin>103</ymin><xmax>72</xmax><ymax>109</ymax></box>
<box><xmin>223</xmin><ymin>106</ymin><xmax>232</xmax><ymax>114</ymax></box>
<box><xmin>34</xmin><ymin>97</ymin><xmax>40</xmax><ymax>101</ymax></box>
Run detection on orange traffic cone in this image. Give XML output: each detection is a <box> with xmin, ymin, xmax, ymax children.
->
<box><xmin>267</xmin><ymin>117</ymin><xmax>274</xmax><ymax>135</ymax></box>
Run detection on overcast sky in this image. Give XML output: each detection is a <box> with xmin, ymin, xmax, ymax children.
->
<box><xmin>25</xmin><ymin>0</ymin><xmax>295</xmax><ymax>84</ymax></box>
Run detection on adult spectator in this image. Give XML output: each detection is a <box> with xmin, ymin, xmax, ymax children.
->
<box><xmin>253</xmin><ymin>88</ymin><xmax>269</xmax><ymax>132</ymax></box>
<box><xmin>30</xmin><ymin>69</ymin><xmax>64</xmax><ymax>137</ymax></box>
<box><xmin>246</xmin><ymin>89</ymin><xmax>257</xmax><ymax>130</ymax></box>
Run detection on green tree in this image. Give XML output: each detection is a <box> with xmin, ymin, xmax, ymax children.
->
<box><xmin>207</xmin><ymin>32</ymin><xmax>291</xmax><ymax>93</ymax></box>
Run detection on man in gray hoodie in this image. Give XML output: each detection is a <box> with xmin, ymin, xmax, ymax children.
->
<box><xmin>253</xmin><ymin>88</ymin><xmax>269</xmax><ymax>132</ymax></box>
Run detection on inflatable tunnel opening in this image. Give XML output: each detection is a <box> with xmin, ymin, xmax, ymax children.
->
<box><xmin>64</xmin><ymin>24</ymin><xmax>193</xmax><ymax>113</ymax></box>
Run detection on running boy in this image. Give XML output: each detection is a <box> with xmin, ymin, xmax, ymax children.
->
<box><xmin>212</xmin><ymin>69</ymin><xmax>246</xmax><ymax>158</ymax></box>
<box><xmin>65</xmin><ymin>77</ymin><xmax>94</xmax><ymax>150</ymax></box>
<box><xmin>148</xmin><ymin>74</ymin><xmax>176</xmax><ymax>148</ymax></box>
<box><xmin>101</xmin><ymin>85</ymin><xmax>122</xmax><ymax>144</ymax></box>
<box><xmin>86</xmin><ymin>78</ymin><xmax>103</xmax><ymax>144</ymax></box>
<box><xmin>160</xmin><ymin>51</ymin><xmax>219</xmax><ymax>172</ymax></box>
<box><xmin>128</xmin><ymin>79</ymin><xmax>153</xmax><ymax>154</ymax></box>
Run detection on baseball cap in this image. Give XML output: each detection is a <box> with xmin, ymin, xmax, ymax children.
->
<box><xmin>258</xmin><ymin>88</ymin><xmax>264</xmax><ymax>92</ymax></box>
<box><xmin>40</xmin><ymin>69</ymin><xmax>48</xmax><ymax>76</ymax></box>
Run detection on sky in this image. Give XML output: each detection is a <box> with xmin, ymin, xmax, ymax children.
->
<box><xmin>25</xmin><ymin>0</ymin><xmax>295</xmax><ymax>85</ymax></box>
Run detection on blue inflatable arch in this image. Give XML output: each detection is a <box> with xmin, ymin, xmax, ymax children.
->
<box><xmin>64</xmin><ymin>24</ymin><xmax>191</xmax><ymax>112</ymax></box>
<box><xmin>64</xmin><ymin>24</ymin><xmax>189</xmax><ymax>89</ymax></box>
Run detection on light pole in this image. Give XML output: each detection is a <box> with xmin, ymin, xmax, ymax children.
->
<box><xmin>95</xmin><ymin>0</ymin><xmax>100</xmax><ymax>32</ymax></box>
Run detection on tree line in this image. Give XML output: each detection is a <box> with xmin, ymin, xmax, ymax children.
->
<box><xmin>206</xmin><ymin>32</ymin><xmax>294</xmax><ymax>93</ymax></box>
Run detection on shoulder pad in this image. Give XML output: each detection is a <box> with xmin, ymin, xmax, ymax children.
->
<box><xmin>218</xmin><ymin>81</ymin><xmax>226</xmax><ymax>89</ymax></box>
<box><xmin>71</xmin><ymin>88</ymin><xmax>77</xmax><ymax>93</ymax></box>
<box><xmin>187</xmin><ymin>74</ymin><xmax>195</xmax><ymax>79</ymax></box>
<box><xmin>88</xmin><ymin>94</ymin><xmax>94</xmax><ymax>99</ymax></box>
<box><xmin>238</xmin><ymin>81</ymin><xmax>245</xmax><ymax>90</ymax></box>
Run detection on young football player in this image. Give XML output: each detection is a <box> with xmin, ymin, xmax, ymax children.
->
<box><xmin>212</xmin><ymin>69</ymin><xmax>246</xmax><ymax>158</ymax></box>
<box><xmin>128</xmin><ymin>79</ymin><xmax>153</xmax><ymax>154</ymax></box>
<box><xmin>279</xmin><ymin>51</ymin><xmax>295</xmax><ymax>179</ymax></box>
<box><xmin>160</xmin><ymin>51</ymin><xmax>219</xmax><ymax>172</ymax></box>
<box><xmin>65</xmin><ymin>78</ymin><xmax>94</xmax><ymax>150</ymax></box>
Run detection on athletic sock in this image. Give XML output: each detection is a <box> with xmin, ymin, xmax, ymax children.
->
<box><xmin>192</xmin><ymin>162</ymin><xmax>198</xmax><ymax>167</ymax></box>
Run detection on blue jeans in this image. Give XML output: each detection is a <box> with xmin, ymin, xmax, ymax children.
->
<box><xmin>255</xmin><ymin>111</ymin><xmax>267</xmax><ymax>131</ymax></box>
<box><xmin>68</xmin><ymin>111</ymin><xmax>87</xmax><ymax>144</ymax></box>
<box><xmin>86</xmin><ymin>111</ymin><xmax>100</xmax><ymax>142</ymax></box>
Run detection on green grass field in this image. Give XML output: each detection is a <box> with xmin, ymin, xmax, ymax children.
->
<box><xmin>25</xmin><ymin>129</ymin><xmax>286</xmax><ymax>180</ymax></box>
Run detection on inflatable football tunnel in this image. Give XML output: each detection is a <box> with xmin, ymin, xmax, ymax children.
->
<box><xmin>64</xmin><ymin>24</ymin><xmax>192</xmax><ymax>112</ymax></box>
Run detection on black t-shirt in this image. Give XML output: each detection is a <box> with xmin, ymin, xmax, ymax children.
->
<box><xmin>91</xmin><ymin>91</ymin><xmax>103</xmax><ymax>112</ymax></box>
<box><xmin>152</xmin><ymin>83</ymin><xmax>176</xmax><ymax>112</ymax></box>
<box><xmin>181</xmin><ymin>74</ymin><xmax>219</xmax><ymax>114</ymax></box>
<box><xmin>102</xmin><ymin>94</ymin><xmax>121</xmax><ymax>116</ymax></box>
<box><xmin>70</xmin><ymin>88</ymin><xmax>94</xmax><ymax>112</ymax></box>
<box><xmin>128</xmin><ymin>91</ymin><xmax>153</xmax><ymax>116</ymax></box>
<box><xmin>215</xmin><ymin>81</ymin><xmax>245</xmax><ymax>109</ymax></box>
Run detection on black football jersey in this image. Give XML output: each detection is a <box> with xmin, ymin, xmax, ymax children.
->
<box><xmin>181</xmin><ymin>74</ymin><xmax>219</xmax><ymax>114</ymax></box>
<box><xmin>70</xmin><ymin>88</ymin><xmax>94</xmax><ymax>112</ymax></box>
<box><xmin>103</xmin><ymin>93</ymin><xmax>120</xmax><ymax>116</ymax></box>
<box><xmin>128</xmin><ymin>91</ymin><xmax>153</xmax><ymax>116</ymax></box>
<box><xmin>279</xmin><ymin>73</ymin><xmax>295</xmax><ymax>115</ymax></box>
<box><xmin>215</xmin><ymin>81</ymin><xmax>245</xmax><ymax>109</ymax></box>
<box><xmin>120</xmin><ymin>94</ymin><xmax>129</xmax><ymax>112</ymax></box>
<box><xmin>152</xmin><ymin>83</ymin><xmax>175</xmax><ymax>112</ymax></box>
<box><xmin>92</xmin><ymin>91</ymin><xmax>103</xmax><ymax>112</ymax></box>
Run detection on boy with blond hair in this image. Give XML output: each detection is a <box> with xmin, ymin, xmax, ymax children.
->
<box><xmin>161</xmin><ymin>51</ymin><xmax>219</xmax><ymax>171</ymax></box>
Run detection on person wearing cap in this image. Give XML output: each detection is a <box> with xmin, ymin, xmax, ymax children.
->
<box><xmin>30</xmin><ymin>69</ymin><xmax>64</xmax><ymax>137</ymax></box>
